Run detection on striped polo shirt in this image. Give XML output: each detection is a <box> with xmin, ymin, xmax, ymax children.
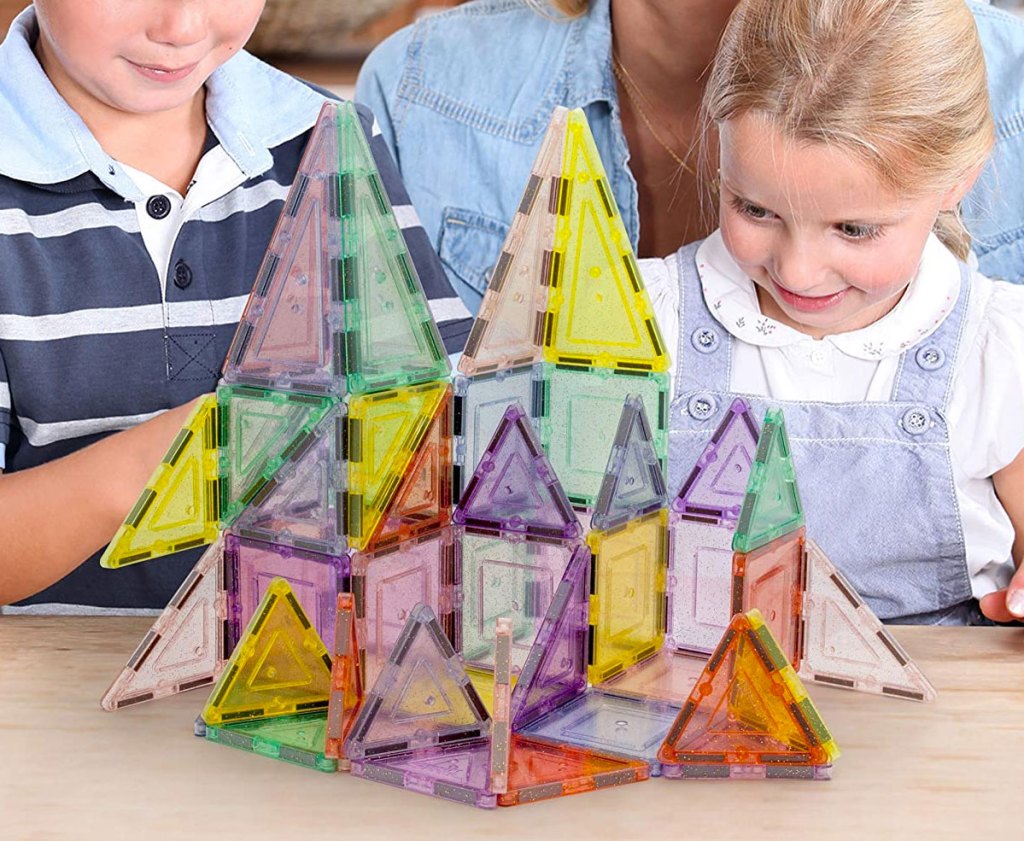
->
<box><xmin>0</xmin><ymin>9</ymin><xmax>472</xmax><ymax>612</ymax></box>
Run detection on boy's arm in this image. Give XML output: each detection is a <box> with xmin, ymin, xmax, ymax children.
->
<box><xmin>0</xmin><ymin>398</ymin><xmax>201</xmax><ymax>605</ymax></box>
<box><xmin>980</xmin><ymin>447</ymin><xmax>1024</xmax><ymax>621</ymax></box>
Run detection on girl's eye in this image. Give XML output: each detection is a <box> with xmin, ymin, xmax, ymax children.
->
<box><xmin>729</xmin><ymin>197</ymin><xmax>773</xmax><ymax>220</ymax></box>
<box><xmin>838</xmin><ymin>222</ymin><xmax>883</xmax><ymax>241</ymax></box>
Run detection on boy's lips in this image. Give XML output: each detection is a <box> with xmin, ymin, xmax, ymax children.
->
<box><xmin>771</xmin><ymin>278</ymin><xmax>849</xmax><ymax>313</ymax></box>
<box><xmin>128</xmin><ymin>60</ymin><xmax>200</xmax><ymax>83</ymax></box>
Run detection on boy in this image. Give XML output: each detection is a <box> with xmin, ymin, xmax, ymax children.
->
<box><xmin>0</xmin><ymin>2</ymin><xmax>471</xmax><ymax>611</ymax></box>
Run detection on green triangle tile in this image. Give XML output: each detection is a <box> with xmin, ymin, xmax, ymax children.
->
<box><xmin>336</xmin><ymin>100</ymin><xmax>450</xmax><ymax>394</ymax></box>
<box><xmin>732</xmin><ymin>408</ymin><xmax>804</xmax><ymax>553</ymax></box>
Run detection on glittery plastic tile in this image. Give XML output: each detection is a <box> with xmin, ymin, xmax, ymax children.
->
<box><xmin>542</xmin><ymin>108</ymin><xmax>669</xmax><ymax>373</ymax></box>
<box><xmin>539</xmin><ymin>365</ymin><xmax>668</xmax><ymax>508</ymax></box>
<box><xmin>673</xmin><ymin>397</ymin><xmax>759</xmax><ymax>524</ymax></box>
<box><xmin>801</xmin><ymin>538</ymin><xmax>936</xmax><ymax>702</ymax></box>
<box><xmin>454</xmin><ymin>403</ymin><xmax>580</xmax><ymax>541</ymax></box>
<box><xmin>457</xmin><ymin>109</ymin><xmax>567</xmax><ymax>377</ymax></box>
<box><xmin>658</xmin><ymin>610</ymin><xmax>838</xmax><ymax>779</ymax></box>
<box><xmin>101</xmin><ymin>394</ymin><xmax>220</xmax><ymax>568</ymax></box>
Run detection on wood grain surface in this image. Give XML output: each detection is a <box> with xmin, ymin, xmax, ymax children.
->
<box><xmin>1</xmin><ymin>618</ymin><xmax>1021</xmax><ymax>841</ymax></box>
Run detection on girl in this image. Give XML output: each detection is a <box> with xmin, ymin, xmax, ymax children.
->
<box><xmin>653</xmin><ymin>0</ymin><xmax>1024</xmax><ymax>624</ymax></box>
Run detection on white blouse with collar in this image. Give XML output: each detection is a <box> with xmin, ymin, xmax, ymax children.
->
<box><xmin>641</xmin><ymin>231</ymin><xmax>1024</xmax><ymax>598</ymax></box>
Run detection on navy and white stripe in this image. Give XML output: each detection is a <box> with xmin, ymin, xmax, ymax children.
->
<box><xmin>0</xmin><ymin>8</ymin><xmax>471</xmax><ymax>610</ymax></box>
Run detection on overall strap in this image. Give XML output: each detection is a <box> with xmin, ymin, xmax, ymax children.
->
<box><xmin>675</xmin><ymin>240</ymin><xmax>732</xmax><ymax>396</ymax></box>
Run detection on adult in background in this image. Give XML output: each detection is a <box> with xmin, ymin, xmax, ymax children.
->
<box><xmin>357</xmin><ymin>0</ymin><xmax>1024</xmax><ymax>313</ymax></box>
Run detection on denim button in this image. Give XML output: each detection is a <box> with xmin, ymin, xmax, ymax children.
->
<box><xmin>687</xmin><ymin>393</ymin><xmax>717</xmax><ymax>420</ymax></box>
<box><xmin>146</xmin><ymin>194</ymin><xmax>171</xmax><ymax>220</ymax></box>
<box><xmin>173</xmin><ymin>259</ymin><xmax>193</xmax><ymax>290</ymax></box>
<box><xmin>691</xmin><ymin>327</ymin><xmax>720</xmax><ymax>354</ymax></box>
<box><xmin>901</xmin><ymin>407</ymin><xmax>931</xmax><ymax>435</ymax></box>
<box><xmin>915</xmin><ymin>346</ymin><xmax>945</xmax><ymax>371</ymax></box>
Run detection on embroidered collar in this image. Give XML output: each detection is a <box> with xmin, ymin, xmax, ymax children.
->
<box><xmin>694</xmin><ymin>230</ymin><xmax>960</xmax><ymax>360</ymax></box>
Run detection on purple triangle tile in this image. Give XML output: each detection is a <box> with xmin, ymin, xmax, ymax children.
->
<box><xmin>454</xmin><ymin>403</ymin><xmax>581</xmax><ymax>541</ymax></box>
<box><xmin>509</xmin><ymin>543</ymin><xmax>590</xmax><ymax>731</ymax></box>
<box><xmin>591</xmin><ymin>394</ymin><xmax>667</xmax><ymax>531</ymax></box>
<box><xmin>672</xmin><ymin>398</ymin><xmax>759</xmax><ymax>523</ymax></box>
<box><xmin>352</xmin><ymin>741</ymin><xmax>496</xmax><ymax>809</ymax></box>
<box><xmin>345</xmin><ymin>603</ymin><xmax>490</xmax><ymax>761</ymax></box>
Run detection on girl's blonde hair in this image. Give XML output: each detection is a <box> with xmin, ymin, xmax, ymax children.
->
<box><xmin>701</xmin><ymin>0</ymin><xmax>994</xmax><ymax>259</ymax></box>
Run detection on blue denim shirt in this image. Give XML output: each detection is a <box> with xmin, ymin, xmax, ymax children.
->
<box><xmin>357</xmin><ymin>0</ymin><xmax>1024</xmax><ymax>314</ymax></box>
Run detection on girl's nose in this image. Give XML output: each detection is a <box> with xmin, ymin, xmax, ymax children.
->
<box><xmin>771</xmin><ymin>243</ymin><xmax>827</xmax><ymax>295</ymax></box>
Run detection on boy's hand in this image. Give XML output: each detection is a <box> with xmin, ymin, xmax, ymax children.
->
<box><xmin>979</xmin><ymin>564</ymin><xmax>1024</xmax><ymax>623</ymax></box>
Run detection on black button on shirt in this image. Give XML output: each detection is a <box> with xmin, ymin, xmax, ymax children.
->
<box><xmin>146</xmin><ymin>194</ymin><xmax>172</xmax><ymax>219</ymax></box>
<box><xmin>173</xmin><ymin>259</ymin><xmax>193</xmax><ymax>289</ymax></box>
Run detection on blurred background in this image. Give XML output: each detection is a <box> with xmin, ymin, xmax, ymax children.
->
<box><xmin>1</xmin><ymin>0</ymin><xmax>1021</xmax><ymax>97</ymax></box>
<box><xmin>0</xmin><ymin>0</ymin><xmax>470</xmax><ymax>98</ymax></box>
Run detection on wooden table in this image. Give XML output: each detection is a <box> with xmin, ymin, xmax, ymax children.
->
<box><xmin>2</xmin><ymin>619</ymin><xmax>1021</xmax><ymax>840</ymax></box>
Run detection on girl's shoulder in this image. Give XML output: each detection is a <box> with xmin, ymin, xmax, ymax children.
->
<box><xmin>952</xmin><ymin>270</ymin><xmax>1024</xmax><ymax>475</ymax></box>
<box><xmin>963</xmin><ymin>271</ymin><xmax>1024</xmax><ymax>362</ymax></box>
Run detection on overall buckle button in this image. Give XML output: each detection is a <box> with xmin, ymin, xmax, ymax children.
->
<box><xmin>691</xmin><ymin>327</ymin><xmax>721</xmax><ymax>354</ymax></box>
<box><xmin>687</xmin><ymin>394</ymin><xmax>717</xmax><ymax>421</ymax></box>
<box><xmin>901</xmin><ymin>407</ymin><xmax>932</xmax><ymax>436</ymax></box>
<box><xmin>915</xmin><ymin>346</ymin><xmax>945</xmax><ymax>371</ymax></box>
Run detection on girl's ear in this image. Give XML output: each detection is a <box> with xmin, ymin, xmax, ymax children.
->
<box><xmin>940</xmin><ymin>162</ymin><xmax>985</xmax><ymax>211</ymax></box>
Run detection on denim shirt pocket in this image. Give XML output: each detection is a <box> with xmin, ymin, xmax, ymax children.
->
<box><xmin>438</xmin><ymin>207</ymin><xmax>510</xmax><ymax>302</ymax></box>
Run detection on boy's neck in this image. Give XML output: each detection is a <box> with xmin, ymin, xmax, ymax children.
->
<box><xmin>34</xmin><ymin>37</ymin><xmax>208</xmax><ymax>196</ymax></box>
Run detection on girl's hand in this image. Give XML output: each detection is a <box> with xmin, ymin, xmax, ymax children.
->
<box><xmin>979</xmin><ymin>564</ymin><xmax>1024</xmax><ymax>623</ymax></box>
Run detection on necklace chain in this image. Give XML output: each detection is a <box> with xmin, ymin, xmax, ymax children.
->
<box><xmin>612</xmin><ymin>52</ymin><xmax>695</xmax><ymax>176</ymax></box>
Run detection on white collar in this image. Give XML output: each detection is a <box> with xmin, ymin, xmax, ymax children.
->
<box><xmin>694</xmin><ymin>230</ymin><xmax>960</xmax><ymax>360</ymax></box>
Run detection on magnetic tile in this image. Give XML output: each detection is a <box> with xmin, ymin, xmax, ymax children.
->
<box><xmin>231</xmin><ymin>404</ymin><xmax>347</xmax><ymax>557</ymax></box>
<box><xmin>352</xmin><ymin>741</ymin><xmax>496</xmax><ymax>809</ymax></box>
<box><xmin>733</xmin><ymin>408</ymin><xmax>804</xmax><ymax>554</ymax></box>
<box><xmin>591</xmin><ymin>393</ymin><xmax>667</xmax><ymax>531</ymax></box>
<box><xmin>336</xmin><ymin>100</ymin><xmax>450</xmax><ymax>394</ymax></box>
<box><xmin>673</xmin><ymin>397</ymin><xmax>759</xmax><ymax>524</ymax></box>
<box><xmin>667</xmin><ymin>517</ymin><xmax>735</xmax><ymax>655</ymax></box>
<box><xmin>352</xmin><ymin>735</ymin><xmax>649</xmax><ymax>809</ymax></box>
<box><xmin>539</xmin><ymin>365</ymin><xmax>668</xmax><ymax>508</ymax></box>
<box><xmin>345</xmin><ymin>604</ymin><xmax>489</xmax><ymax>761</ymax></box>
<box><xmin>801</xmin><ymin>538</ymin><xmax>936</xmax><ymax>702</ymax></box>
<box><xmin>732</xmin><ymin>528</ymin><xmax>806</xmax><ymax>670</ymax></box>
<box><xmin>454</xmin><ymin>403</ymin><xmax>580</xmax><ymax>541</ymax></box>
<box><xmin>202</xmin><ymin>577</ymin><xmax>332</xmax><ymax>726</ymax></box>
<box><xmin>595</xmin><ymin>648</ymin><xmax>706</xmax><ymax>706</ymax></box>
<box><xmin>542</xmin><ymin>109</ymin><xmax>669</xmax><ymax>373</ymax></box>
<box><xmin>658</xmin><ymin>610</ymin><xmax>838</xmax><ymax>779</ymax></box>
<box><xmin>351</xmin><ymin>528</ymin><xmax>453</xmax><ymax>691</ymax></box>
<box><xmin>521</xmin><ymin>691</ymin><xmax>679</xmax><ymax>774</ymax></box>
<box><xmin>346</xmin><ymin>381</ymin><xmax>448</xmax><ymax>550</ymax></box>
<box><xmin>226</xmin><ymin>534</ymin><xmax>348</xmax><ymax>654</ymax></box>
<box><xmin>490</xmin><ymin>617</ymin><xmax>513</xmax><ymax>794</ymax></box>
<box><xmin>457</xmin><ymin>531</ymin><xmax>576</xmax><ymax>674</ymax></box>
<box><xmin>223</xmin><ymin>105</ymin><xmax>347</xmax><ymax>396</ymax></box>
<box><xmin>457</xmin><ymin>109</ymin><xmax>567</xmax><ymax>377</ymax></box>
<box><xmin>588</xmin><ymin>510</ymin><xmax>668</xmax><ymax>684</ymax></box>
<box><xmin>453</xmin><ymin>365</ymin><xmax>539</xmax><ymax>498</ymax></box>
<box><xmin>367</xmin><ymin>386</ymin><xmax>452</xmax><ymax>551</ymax></box>
<box><xmin>101</xmin><ymin>395</ymin><xmax>219</xmax><ymax>568</ymax></box>
<box><xmin>217</xmin><ymin>385</ymin><xmax>336</xmax><ymax>527</ymax></box>
<box><xmin>205</xmin><ymin>711</ymin><xmax>337</xmax><ymax>773</ymax></box>
<box><xmin>325</xmin><ymin>593</ymin><xmax>364</xmax><ymax>765</ymax></box>
<box><xmin>101</xmin><ymin>537</ymin><xmax>228</xmax><ymax>710</ymax></box>
<box><xmin>509</xmin><ymin>543</ymin><xmax>590</xmax><ymax>730</ymax></box>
